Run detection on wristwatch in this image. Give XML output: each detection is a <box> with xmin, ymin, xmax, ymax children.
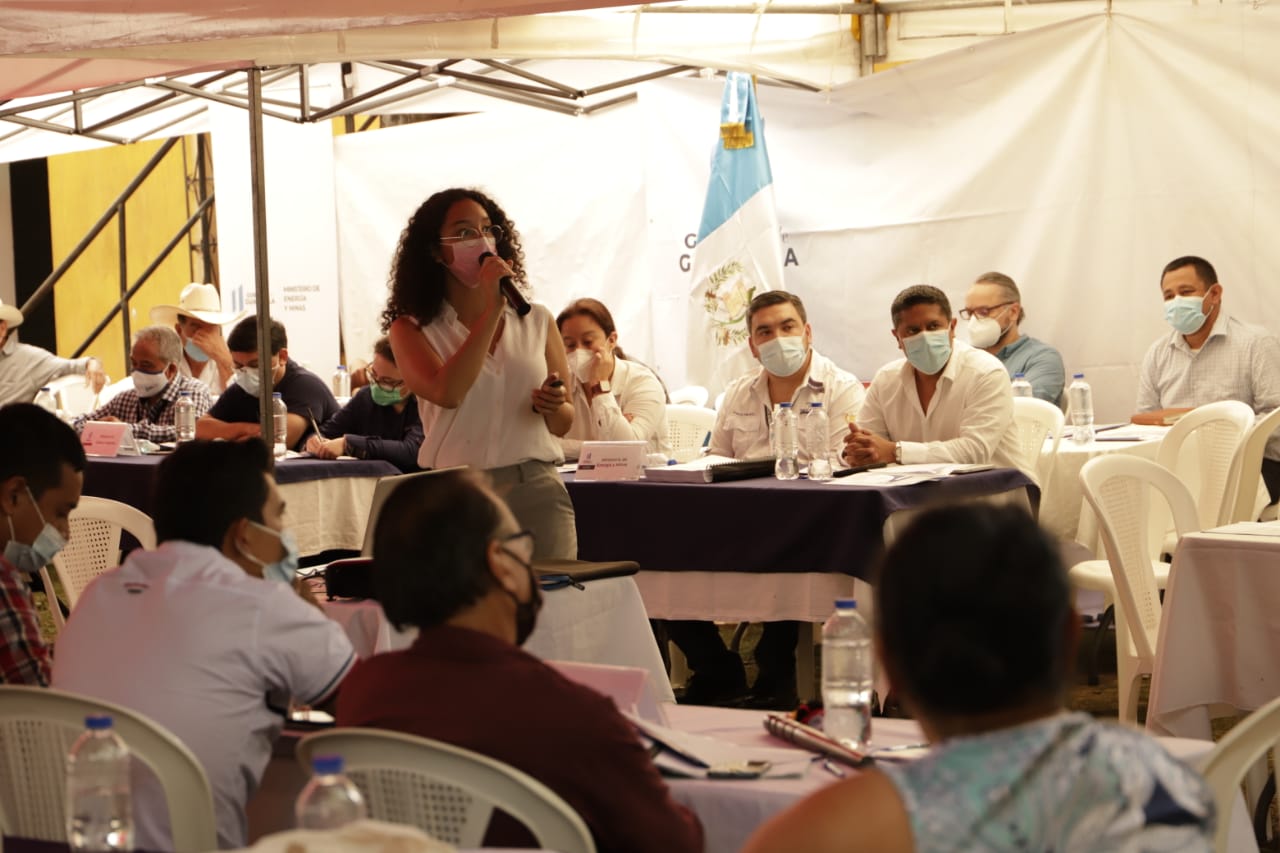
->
<box><xmin>894</xmin><ymin>441</ymin><xmax>903</xmax><ymax>464</ymax></box>
<box><xmin>593</xmin><ymin>379</ymin><xmax>612</xmax><ymax>395</ymax></box>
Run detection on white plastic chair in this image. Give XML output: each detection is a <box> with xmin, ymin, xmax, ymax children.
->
<box><xmin>46</xmin><ymin>497</ymin><xmax>157</xmax><ymax>631</ymax></box>
<box><xmin>297</xmin><ymin>728</ymin><xmax>596</xmax><ymax>853</ymax></box>
<box><xmin>713</xmin><ymin>391</ymin><xmax>726</xmax><ymax>411</ymax></box>
<box><xmin>0</xmin><ymin>685</ymin><xmax>217</xmax><ymax>851</ymax></box>
<box><xmin>1011</xmin><ymin>396</ymin><xmax>1065</xmax><ymax>490</ymax></box>
<box><xmin>1079</xmin><ymin>455</ymin><xmax>1200</xmax><ymax>722</ymax></box>
<box><xmin>665</xmin><ymin>404</ymin><xmax>716</xmax><ymax>459</ymax></box>
<box><xmin>1220</xmin><ymin>406</ymin><xmax>1280</xmax><ymax>525</ymax></box>
<box><xmin>1154</xmin><ymin>400</ymin><xmax>1253</xmax><ymax>540</ymax></box>
<box><xmin>1201</xmin><ymin>694</ymin><xmax>1280</xmax><ymax>853</ymax></box>
<box><xmin>668</xmin><ymin>385</ymin><xmax>709</xmax><ymax>408</ymax></box>
<box><xmin>44</xmin><ymin>374</ymin><xmax>98</xmax><ymax>417</ymax></box>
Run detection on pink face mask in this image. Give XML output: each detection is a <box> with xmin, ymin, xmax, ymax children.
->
<box><xmin>444</xmin><ymin>236</ymin><xmax>498</xmax><ymax>289</ymax></box>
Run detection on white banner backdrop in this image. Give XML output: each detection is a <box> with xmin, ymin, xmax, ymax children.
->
<box><xmin>333</xmin><ymin>107</ymin><xmax>651</xmax><ymax>372</ymax></box>
<box><xmin>334</xmin><ymin>2</ymin><xmax>1280</xmax><ymax>422</ymax></box>
<box><xmin>210</xmin><ymin>103</ymin><xmax>340</xmax><ymax>376</ymax></box>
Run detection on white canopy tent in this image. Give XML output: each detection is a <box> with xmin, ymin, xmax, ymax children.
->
<box><xmin>1</xmin><ymin>0</ymin><xmax>1278</xmax><ymax>426</ymax></box>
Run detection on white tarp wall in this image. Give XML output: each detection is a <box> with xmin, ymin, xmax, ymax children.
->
<box><xmin>333</xmin><ymin>1</ymin><xmax>1280</xmax><ymax>423</ymax></box>
<box><xmin>210</xmin><ymin>103</ymin><xmax>341</xmax><ymax>375</ymax></box>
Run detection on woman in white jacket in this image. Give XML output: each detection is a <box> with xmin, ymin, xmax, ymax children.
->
<box><xmin>556</xmin><ymin>298</ymin><xmax>670</xmax><ymax>461</ymax></box>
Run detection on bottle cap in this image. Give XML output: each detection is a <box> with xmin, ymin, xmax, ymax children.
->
<box><xmin>273</xmin><ymin>392</ymin><xmax>283</xmax><ymax>399</ymax></box>
<box><xmin>179</xmin><ymin>390</ymin><xmax>191</xmax><ymax>397</ymax></box>
<box><xmin>1073</xmin><ymin>372</ymin><xmax>1085</xmax><ymax>379</ymax></box>
<box><xmin>84</xmin><ymin>714</ymin><xmax>113</xmax><ymax>730</ymax></box>
<box><xmin>809</xmin><ymin>402</ymin><xmax>823</xmax><ymax>408</ymax></box>
<box><xmin>834</xmin><ymin>598</ymin><xmax>857</xmax><ymax>609</ymax></box>
<box><xmin>779</xmin><ymin>402</ymin><xmax>793</xmax><ymax>408</ymax></box>
<box><xmin>40</xmin><ymin>387</ymin><xmax>51</xmax><ymax>392</ymax></box>
<box><xmin>1014</xmin><ymin>373</ymin><xmax>1025</xmax><ymax>379</ymax></box>
<box><xmin>312</xmin><ymin>754</ymin><xmax>344</xmax><ymax>775</ymax></box>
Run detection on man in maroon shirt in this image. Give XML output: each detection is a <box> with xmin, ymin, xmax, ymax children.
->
<box><xmin>337</xmin><ymin>469</ymin><xmax>703</xmax><ymax>853</ymax></box>
<box><xmin>0</xmin><ymin>403</ymin><xmax>85</xmax><ymax>685</ymax></box>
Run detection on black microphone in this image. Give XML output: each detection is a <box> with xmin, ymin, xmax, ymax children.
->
<box><xmin>479</xmin><ymin>252</ymin><xmax>531</xmax><ymax>317</ymax></box>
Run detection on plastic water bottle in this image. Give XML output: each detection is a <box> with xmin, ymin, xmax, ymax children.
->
<box><xmin>295</xmin><ymin>755</ymin><xmax>367</xmax><ymax>829</ymax></box>
<box><xmin>822</xmin><ymin>599</ymin><xmax>873</xmax><ymax>752</ymax></box>
<box><xmin>65</xmin><ymin>714</ymin><xmax>132</xmax><ymax>851</ymax></box>
<box><xmin>35</xmin><ymin>386</ymin><xmax>58</xmax><ymax>414</ymax></box>
<box><xmin>1068</xmin><ymin>373</ymin><xmax>1094</xmax><ymax>444</ymax></box>
<box><xmin>1011</xmin><ymin>373</ymin><xmax>1033</xmax><ymax>398</ymax></box>
<box><xmin>804</xmin><ymin>402</ymin><xmax>833</xmax><ymax>481</ymax></box>
<box><xmin>772</xmin><ymin>402</ymin><xmax>799</xmax><ymax>480</ymax></box>
<box><xmin>174</xmin><ymin>391</ymin><xmax>195</xmax><ymax>443</ymax></box>
<box><xmin>332</xmin><ymin>365</ymin><xmax>351</xmax><ymax>399</ymax></box>
<box><xmin>272</xmin><ymin>392</ymin><xmax>288</xmax><ymax>458</ymax></box>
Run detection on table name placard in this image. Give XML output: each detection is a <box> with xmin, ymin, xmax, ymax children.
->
<box><xmin>576</xmin><ymin>441</ymin><xmax>647</xmax><ymax>481</ymax></box>
<box><xmin>80</xmin><ymin>421</ymin><xmax>140</xmax><ymax>457</ymax></box>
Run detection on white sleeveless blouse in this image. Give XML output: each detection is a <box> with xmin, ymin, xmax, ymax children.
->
<box><xmin>416</xmin><ymin>301</ymin><xmax>565</xmax><ymax>469</ymax></box>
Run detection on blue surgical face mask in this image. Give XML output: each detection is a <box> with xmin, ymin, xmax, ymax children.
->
<box><xmin>185</xmin><ymin>338</ymin><xmax>210</xmax><ymax>363</ymax></box>
<box><xmin>902</xmin><ymin>329</ymin><xmax>953</xmax><ymax>376</ymax></box>
<box><xmin>237</xmin><ymin>520</ymin><xmax>300</xmax><ymax>584</ymax></box>
<box><xmin>1164</xmin><ymin>294</ymin><xmax>1209</xmax><ymax>335</ymax></box>
<box><xmin>4</xmin><ymin>486</ymin><xmax>67</xmax><ymax>573</ymax></box>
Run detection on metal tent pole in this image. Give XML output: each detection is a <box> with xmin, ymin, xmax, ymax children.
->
<box><xmin>247</xmin><ymin>67</ymin><xmax>274</xmax><ymax>460</ymax></box>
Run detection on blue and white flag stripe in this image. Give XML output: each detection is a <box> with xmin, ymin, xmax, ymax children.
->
<box><xmin>687</xmin><ymin>72</ymin><xmax>786</xmax><ymax>394</ymax></box>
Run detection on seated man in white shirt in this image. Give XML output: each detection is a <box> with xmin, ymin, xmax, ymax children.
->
<box><xmin>150</xmin><ymin>282</ymin><xmax>243</xmax><ymax>394</ymax></box>
<box><xmin>53</xmin><ymin>439</ymin><xmax>356</xmax><ymax>850</ymax></box>
<box><xmin>672</xmin><ymin>290</ymin><xmax>866</xmax><ymax>707</ymax></box>
<box><xmin>844</xmin><ymin>284</ymin><xmax>1020</xmax><ymax>472</ymax></box>
<box><xmin>1134</xmin><ymin>255</ymin><xmax>1280</xmax><ymax>504</ymax></box>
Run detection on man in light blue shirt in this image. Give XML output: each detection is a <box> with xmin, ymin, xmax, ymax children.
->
<box><xmin>962</xmin><ymin>272</ymin><xmax>1066</xmax><ymax>406</ymax></box>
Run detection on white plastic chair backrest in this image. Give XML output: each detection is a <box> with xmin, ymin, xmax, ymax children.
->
<box><xmin>360</xmin><ymin>468</ymin><xmax>463</xmax><ymax>556</ymax></box>
<box><xmin>668</xmin><ymin>385</ymin><xmax>709</xmax><ymax>408</ymax></box>
<box><xmin>1220</xmin><ymin>406</ymin><xmax>1280</xmax><ymax>525</ymax></box>
<box><xmin>1011</xmin><ymin>397</ymin><xmax>1065</xmax><ymax>488</ymax></box>
<box><xmin>96</xmin><ymin>374</ymin><xmax>134</xmax><ymax>408</ymax></box>
<box><xmin>0</xmin><ymin>685</ymin><xmax>217</xmax><ymax>851</ymax></box>
<box><xmin>665</xmin><ymin>404</ymin><xmax>716</xmax><ymax>453</ymax></box>
<box><xmin>49</xmin><ymin>497</ymin><xmax>156</xmax><ymax>623</ymax></box>
<box><xmin>1154</xmin><ymin>400</ymin><xmax>1253</xmax><ymax>530</ymax></box>
<box><xmin>1080</xmin><ymin>455</ymin><xmax>1200</xmax><ymax>662</ymax></box>
<box><xmin>44</xmin><ymin>374</ymin><xmax>97</xmax><ymax>417</ymax></box>
<box><xmin>713</xmin><ymin>391</ymin><xmax>726</xmax><ymax>411</ymax></box>
<box><xmin>297</xmin><ymin>728</ymin><xmax>596</xmax><ymax>853</ymax></box>
<box><xmin>1201</xmin><ymin>694</ymin><xmax>1280</xmax><ymax>852</ymax></box>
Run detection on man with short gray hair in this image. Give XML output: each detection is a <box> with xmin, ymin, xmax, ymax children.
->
<box><xmin>73</xmin><ymin>326</ymin><xmax>212</xmax><ymax>443</ymax></box>
<box><xmin>962</xmin><ymin>271</ymin><xmax>1065</xmax><ymax>405</ymax></box>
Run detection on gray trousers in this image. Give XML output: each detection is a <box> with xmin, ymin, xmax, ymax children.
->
<box><xmin>487</xmin><ymin>460</ymin><xmax>578</xmax><ymax>560</ymax></box>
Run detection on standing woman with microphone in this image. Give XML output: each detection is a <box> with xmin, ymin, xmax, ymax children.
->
<box><xmin>384</xmin><ymin>188</ymin><xmax>577</xmax><ymax>559</ymax></box>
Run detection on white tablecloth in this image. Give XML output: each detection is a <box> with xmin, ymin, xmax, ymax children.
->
<box><xmin>1038</xmin><ymin>425</ymin><xmax>1167</xmax><ymax>541</ymax></box>
<box><xmin>664</xmin><ymin>705</ymin><xmax>1254</xmax><ymax>853</ymax></box>
<box><xmin>321</xmin><ymin>576</ymin><xmax>674</xmax><ymax>702</ymax></box>
<box><xmin>1148</xmin><ymin>525</ymin><xmax>1280</xmax><ymax>739</ymax></box>
<box><xmin>281</xmin><ymin>474</ymin><xmax>382</xmax><ymax>555</ymax></box>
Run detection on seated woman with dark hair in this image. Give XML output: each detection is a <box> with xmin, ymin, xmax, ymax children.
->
<box><xmin>744</xmin><ymin>503</ymin><xmax>1214</xmax><ymax>853</ymax></box>
<box><xmin>307</xmin><ymin>336</ymin><xmax>423</xmax><ymax>473</ymax></box>
<box><xmin>556</xmin><ymin>297</ymin><xmax>669</xmax><ymax>461</ymax></box>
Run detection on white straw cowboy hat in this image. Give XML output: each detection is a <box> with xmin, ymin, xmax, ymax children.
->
<box><xmin>0</xmin><ymin>299</ymin><xmax>22</xmax><ymax>328</ymax></box>
<box><xmin>150</xmin><ymin>283</ymin><xmax>243</xmax><ymax>326</ymax></box>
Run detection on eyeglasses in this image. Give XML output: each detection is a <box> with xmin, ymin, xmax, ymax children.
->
<box><xmin>500</xmin><ymin>529</ymin><xmax>536</xmax><ymax>564</ymax></box>
<box><xmin>365</xmin><ymin>365</ymin><xmax>405</xmax><ymax>392</ymax></box>
<box><xmin>439</xmin><ymin>224</ymin><xmax>504</xmax><ymax>244</ymax></box>
<box><xmin>958</xmin><ymin>301</ymin><xmax>1014</xmax><ymax>321</ymax></box>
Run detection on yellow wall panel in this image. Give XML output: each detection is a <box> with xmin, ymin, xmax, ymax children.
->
<box><xmin>47</xmin><ymin>137</ymin><xmax>198</xmax><ymax>381</ymax></box>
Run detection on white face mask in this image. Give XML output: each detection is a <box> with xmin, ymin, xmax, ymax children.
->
<box><xmin>4</xmin><ymin>486</ymin><xmax>67</xmax><ymax>573</ymax></box>
<box><xmin>757</xmin><ymin>335</ymin><xmax>809</xmax><ymax>378</ymax></box>
<box><xmin>131</xmin><ymin>368</ymin><xmax>170</xmax><ymax>399</ymax></box>
<box><xmin>569</xmin><ymin>349</ymin><xmax>595</xmax><ymax>384</ymax></box>
<box><xmin>967</xmin><ymin>315</ymin><xmax>1007</xmax><ymax>349</ymax></box>
<box><xmin>444</xmin><ymin>235</ymin><xmax>498</xmax><ymax>289</ymax></box>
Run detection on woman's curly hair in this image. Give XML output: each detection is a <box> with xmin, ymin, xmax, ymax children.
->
<box><xmin>380</xmin><ymin>188</ymin><xmax>528</xmax><ymax>331</ymax></box>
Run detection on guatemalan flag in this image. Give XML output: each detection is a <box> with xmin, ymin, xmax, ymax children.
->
<box><xmin>687</xmin><ymin>72</ymin><xmax>786</xmax><ymax>395</ymax></box>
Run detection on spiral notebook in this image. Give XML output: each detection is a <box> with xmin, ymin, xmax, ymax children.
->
<box><xmin>643</xmin><ymin>455</ymin><xmax>777</xmax><ymax>483</ymax></box>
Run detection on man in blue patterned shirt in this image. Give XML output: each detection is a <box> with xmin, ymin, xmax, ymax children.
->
<box><xmin>73</xmin><ymin>326</ymin><xmax>211</xmax><ymax>443</ymax></box>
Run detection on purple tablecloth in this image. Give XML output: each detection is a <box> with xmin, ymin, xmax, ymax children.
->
<box><xmin>83</xmin><ymin>454</ymin><xmax>399</xmax><ymax>515</ymax></box>
<box><xmin>566</xmin><ymin>469</ymin><xmax>1038</xmax><ymax>581</ymax></box>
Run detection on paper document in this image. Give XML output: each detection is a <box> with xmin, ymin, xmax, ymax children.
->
<box><xmin>627</xmin><ymin>714</ymin><xmax>809</xmax><ymax>778</ymax></box>
<box><xmin>826</xmin><ymin>462</ymin><xmax>993</xmax><ymax>487</ymax></box>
